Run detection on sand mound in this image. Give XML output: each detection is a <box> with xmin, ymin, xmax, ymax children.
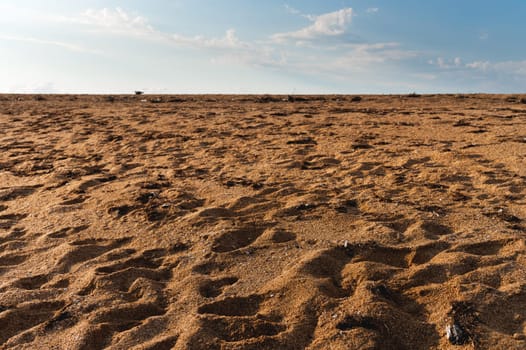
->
<box><xmin>0</xmin><ymin>94</ymin><xmax>525</xmax><ymax>349</ymax></box>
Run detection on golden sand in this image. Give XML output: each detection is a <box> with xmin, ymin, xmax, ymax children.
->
<box><xmin>0</xmin><ymin>94</ymin><xmax>525</xmax><ymax>349</ymax></box>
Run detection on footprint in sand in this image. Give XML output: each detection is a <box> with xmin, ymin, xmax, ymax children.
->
<box><xmin>211</xmin><ymin>226</ymin><xmax>269</xmax><ymax>253</ymax></box>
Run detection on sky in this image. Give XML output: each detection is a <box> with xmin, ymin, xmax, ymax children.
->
<box><xmin>1</xmin><ymin>1</ymin><xmax>526</xmax><ymax>94</ymax></box>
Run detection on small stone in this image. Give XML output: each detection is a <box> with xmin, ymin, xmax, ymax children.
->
<box><xmin>513</xmin><ymin>333</ymin><xmax>525</xmax><ymax>340</ymax></box>
<box><xmin>446</xmin><ymin>323</ymin><xmax>467</xmax><ymax>345</ymax></box>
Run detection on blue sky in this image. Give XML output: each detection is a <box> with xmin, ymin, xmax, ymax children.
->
<box><xmin>1</xmin><ymin>1</ymin><xmax>525</xmax><ymax>94</ymax></box>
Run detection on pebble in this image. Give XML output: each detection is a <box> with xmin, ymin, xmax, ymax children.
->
<box><xmin>446</xmin><ymin>323</ymin><xmax>467</xmax><ymax>345</ymax></box>
<box><xmin>513</xmin><ymin>333</ymin><xmax>525</xmax><ymax>340</ymax></box>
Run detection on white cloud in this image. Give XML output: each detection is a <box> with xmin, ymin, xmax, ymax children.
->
<box><xmin>83</xmin><ymin>7</ymin><xmax>155</xmax><ymax>34</ymax></box>
<box><xmin>71</xmin><ymin>7</ymin><xmax>155</xmax><ymax>37</ymax></box>
<box><xmin>272</xmin><ymin>8</ymin><xmax>353</xmax><ymax>42</ymax></box>
<box><xmin>366</xmin><ymin>8</ymin><xmax>379</xmax><ymax>14</ymax></box>
<box><xmin>56</xmin><ymin>8</ymin><xmax>247</xmax><ymax>50</ymax></box>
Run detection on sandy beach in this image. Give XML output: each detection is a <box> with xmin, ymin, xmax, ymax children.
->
<box><xmin>0</xmin><ymin>94</ymin><xmax>525</xmax><ymax>349</ymax></box>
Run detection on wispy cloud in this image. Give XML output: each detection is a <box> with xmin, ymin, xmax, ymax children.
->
<box><xmin>429</xmin><ymin>56</ymin><xmax>463</xmax><ymax>69</ymax></box>
<box><xmin>429</xmin><ymin>55</ymin><xmax>526</xmax><ymax>78</ymax></box>
<box><xmin>33</xmin><ymin>6</ymin><xmax>421</xmax><ymax>87</ymax></box>
<box><xmin>465</xmin><ymin>60</ymin><xmax>490</xmax><ymax>71</ymax></box>
<box><xmin>8</xmin><ymin>81</ymin><xmax>57</xmax><ymax>93</ymax></box>
<box><xmin>172</xmin><ymin>29</ymin><xmax>247</xmax><ymax>49</ymax></box>
<box><xmin>284</xmin><ymin>4</ymin><xmax>302</xmax><ymax>16</ymax></box>
<box><xmin>467</xmin><ymin>60</ymin><xmax>526</xmax><ymax>75</ymax></box>
<box><xmin>366</xmin><ymin>8</ymin><xmax>379</xmax><ymax>14</ymax></box>
<box><xmin>306</xmin><ymin>42</ymin><xmax>417</xmax><ymax>75</ymax></box>
<box><xmin>272</xmin><ymin>8</ymin><xmax>353</xmax><ymax>42</ymax></box>
<box><xmin>211</xmin><ymin>47</ymin><xmax>287</xmax><ymax>68</ymax></box>
<box><xmin>0</xmin><ymin>34</ymin><xmax>101</xmax><ymax>54</ymax></box>
<box><xmin>493</xmin><ymin>60</ymin><xmax>526</xmax><ymax>75</ymax></box>
<box><xmin>56</xmin><ymin>7</ymin><xmax>248</xmax><ymax>50</ymax></box>
<box><xmin>411</xmin><ymin>73</ymin><xmax>437</xmax><ymax>80</ymax></box>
